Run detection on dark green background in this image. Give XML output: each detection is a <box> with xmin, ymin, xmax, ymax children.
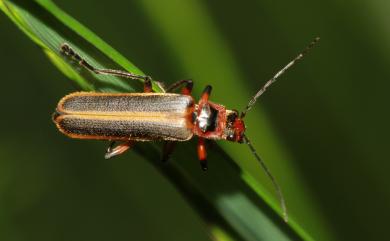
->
<box><xmin>0</xmin><ymin>1</ymin><xmax>389</xmax><ymax>241</ymax></box>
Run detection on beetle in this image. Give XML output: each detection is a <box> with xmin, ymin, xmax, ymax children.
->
<box><xmin>53</xmin><ymin>37</ymin><xmax>320</xmax><ymax>221</ymax></box>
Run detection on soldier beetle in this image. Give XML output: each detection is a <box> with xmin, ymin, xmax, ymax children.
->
<box><xmin>53</xmin><ymin>37</ymin><xmax>320</xmax><ymax>221</ymax></box>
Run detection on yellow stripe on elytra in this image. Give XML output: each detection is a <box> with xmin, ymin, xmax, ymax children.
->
<box><xmin>56</xmin><ymin>111</ymin><xmax>191</xmax><ymax>119</ymax></box>
<box><xmin>60</xmin><ymin>113</ymin><xmax>188</xmax><ymax>122</ymax></box>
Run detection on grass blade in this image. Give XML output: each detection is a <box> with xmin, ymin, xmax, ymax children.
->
<box><xmin>0</xmin><ymin>0</ymin><xmax>319</xmax><ymax>240</ymax></box>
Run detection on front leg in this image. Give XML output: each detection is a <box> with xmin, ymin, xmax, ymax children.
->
<box><xmin>197</xmin><ymin>137</ymin><xmax>208</xmax><ymax>171</ymax></box>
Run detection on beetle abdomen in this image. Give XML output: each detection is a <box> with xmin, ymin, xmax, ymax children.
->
<box><xmin>53</xmin><ymin>92</ymin><xmax>195</xmax><ymax>141</ymax></box>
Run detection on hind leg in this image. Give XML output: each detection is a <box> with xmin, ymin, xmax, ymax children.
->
<box><xmin>105</xmin><ymin>141</ymin><xmax>135</xmax><ymax>159</ymax></box>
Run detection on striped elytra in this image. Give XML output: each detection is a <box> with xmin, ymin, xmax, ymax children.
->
<box><xmin>53</xmin><ymin>92</ymin><xmax>195</xmax><ymax>141</ymax></box>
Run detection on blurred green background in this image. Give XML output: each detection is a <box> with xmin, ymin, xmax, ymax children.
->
<box><xmin>1</xmin><ymin>0</ymin><xmax>389</xmax><ymax>241</ymax></box>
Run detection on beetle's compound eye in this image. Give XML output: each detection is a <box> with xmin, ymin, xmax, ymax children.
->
<box><xmin>227</xmin><ymin>110</ymin><xmax>238</xmax><ymax>124</ymax></box>
<box><xmin>225</xmin><ymin>129</ymin><xmax>235</xmax><ymax>141</ymax></box>
<box><xmin>225</xmin><ymin>110</ymin><xmax>239</xmax><ymax>141</ymax></box>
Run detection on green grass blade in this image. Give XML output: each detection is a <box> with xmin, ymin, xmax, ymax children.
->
<box><xmin>0</xmin><ymin>0</ymin><xmax>319</xmax><ymax>240</ymax></box>
<box><xmin>137</xmin><ymin>1</ymin><xmax>333</xmax><ymax>240</ymax></box>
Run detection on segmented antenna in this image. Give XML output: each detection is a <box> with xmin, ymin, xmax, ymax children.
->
<box><xmin>240</xmin><ymin>37</ymin><xmax>320</xmax><ymax>118</ymax></box>
<box><xmin>243</xmin><ymin>135</ymin><xmax>288</xmax><ymax>222</ymax></box>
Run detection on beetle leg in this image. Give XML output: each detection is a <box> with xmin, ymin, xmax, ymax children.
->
<box><xmin>181</xmin><ymin>81</ymin><xmax>193</xmax><ymax>95</ymax></box>
<box><xmin>105</xmin><ymin>141</ymin><xmax>134</xmax><ymax>159</ymax></box>
<box><xmin>161</xmin><ymin>141</ymin><xmax>177</xmax><ymax>162</ymax></box>
<box><xmin>143</xmin><ymin>76</ymin><xmax>153</xmax><ymax>93</ymax></box>
<box><xmin>197</xmin><ymin>137</ymin><xmax>208</xmax><ymax>171</ymax></box>
<box><xmin>60</xmin><ymin>43</ymin><xmax>151</xmax><ymax>83</ymax></box>
<box><xmin>166</xmin><ymin>79</ymin><xmax>193</xmax><ymax>95</ymax></box>
<box><xmin>200</xmin><ymin>85</ymin><xmax>212</xmax><ymax>101</ymax></box>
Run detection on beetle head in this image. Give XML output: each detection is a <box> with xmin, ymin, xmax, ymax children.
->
<box><xmin>225</xmin><ymin>110</ymin><xmax>246</xmax><ymax>143</ymax></box>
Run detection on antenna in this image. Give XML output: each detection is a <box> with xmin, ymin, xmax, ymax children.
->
<box><xmin>243</xmin><ymin>135</ymin><xmax>288</xmax><ymax>222</ymax></box>
<box><xmin>240</xmin><ymin>37</ymin><xmax>320</xmax><ymax>118</ymax></box>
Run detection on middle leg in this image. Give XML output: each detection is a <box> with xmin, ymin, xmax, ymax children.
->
<box><xmin>166</xmin><ymin>79</ymin><xmax>193</xmax><ymax>95</ymax></box>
